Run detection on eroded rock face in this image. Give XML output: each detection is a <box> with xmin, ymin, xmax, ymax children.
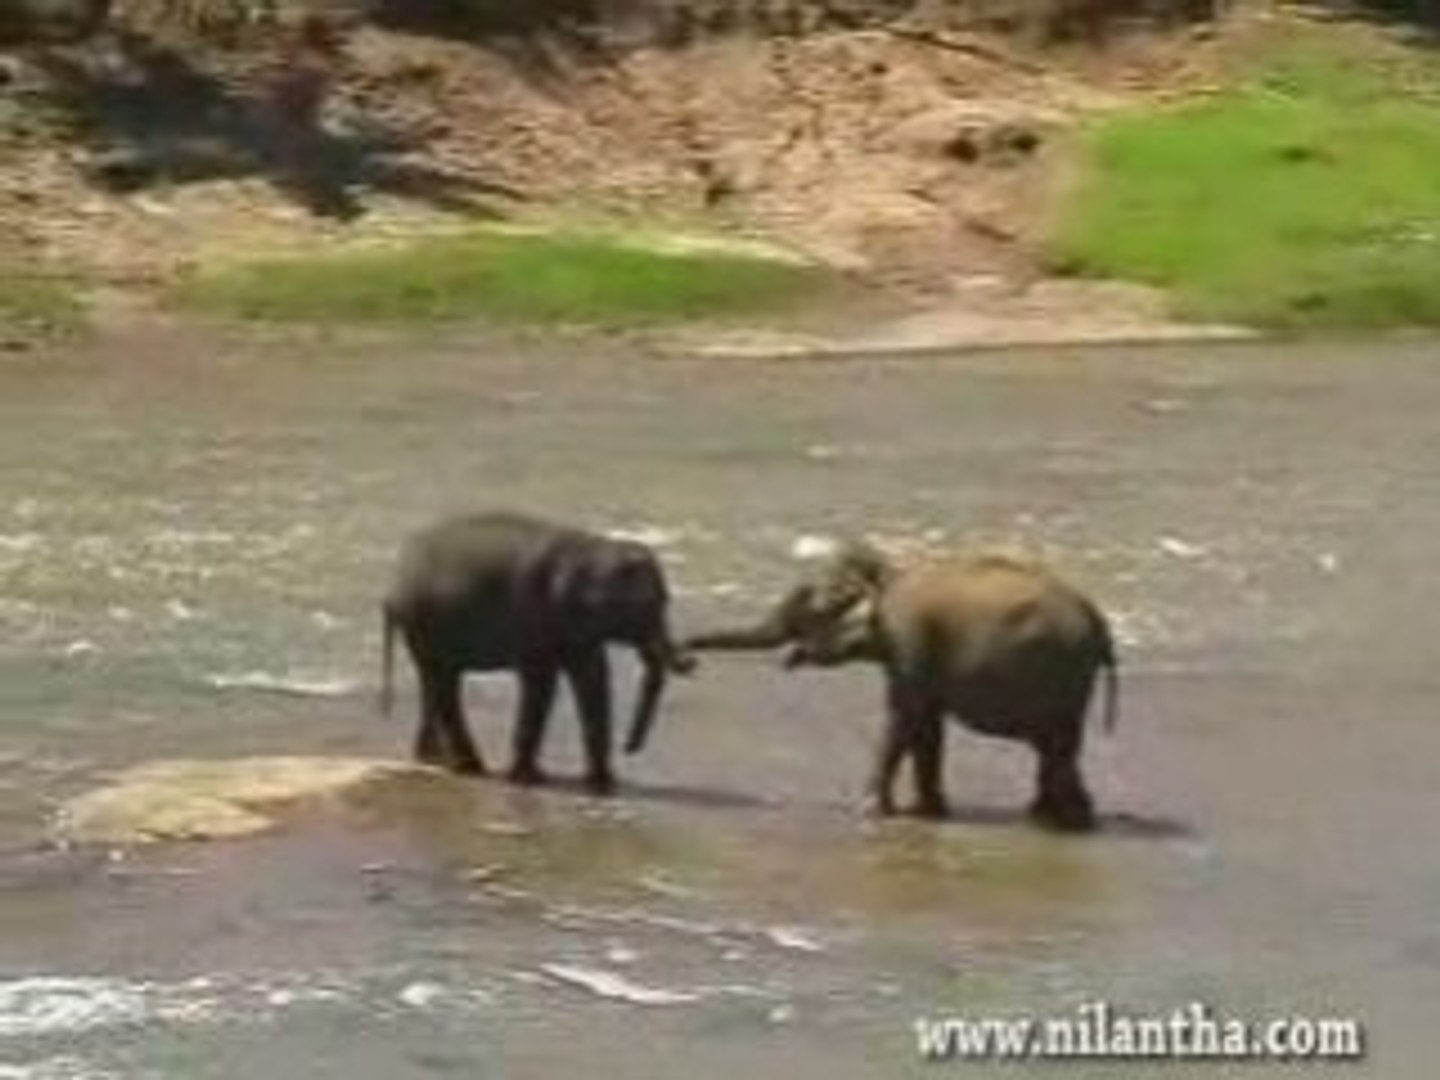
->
<box><xmin>53</xmin><ymin>756</ymin><xmax>435</xmax><ymax>846</ymax></box>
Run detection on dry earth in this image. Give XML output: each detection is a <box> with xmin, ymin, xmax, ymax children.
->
<box><xmin>1</xmin><ymin>3</ymin><xmax>1245</xmax><ymax>346</ymax></box>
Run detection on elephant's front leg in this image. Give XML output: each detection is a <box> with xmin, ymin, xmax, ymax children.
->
<box><xmin>864</xmin><ymin>675</ymin><xmax>926</xmax><ymax>817</ymax></box>
<box><xmin>909</xmin><ymin>712</ymin><xmax>949</xmax><ymax>820</ymax></box>
<box><xmin>863</xmin><ymin>717</ymin><xmax>907</xmax><ymax>817</ymax></box>
<box><xmin>864</xmin><ymin>676</ymin><xmax>944</xmax><ymax>817</ymax></box>
<box><xmin>508</xmin><ymin>660</ymin><xmax>560</xmax><ymax>785</ymax></box>
<box><xmin>565</xmin><ymin>647</ymin><xmax>616</xmax><ymax>795</ymax></box>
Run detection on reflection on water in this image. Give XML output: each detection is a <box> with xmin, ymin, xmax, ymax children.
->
<box><xmin>2</xmin><ymin>331</ymin><xmax>1439</xmax><ymax>1076</ymax></box>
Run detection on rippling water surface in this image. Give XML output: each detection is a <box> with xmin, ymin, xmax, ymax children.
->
<box><xmin>2</xmin><ymin>331</ymin><xmax>1438</xmax><ymax>1077</ymax></box>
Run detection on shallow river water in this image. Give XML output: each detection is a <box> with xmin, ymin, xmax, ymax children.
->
<box><xmin>1</xmin><ymin>329</ymin><xmax>1438</xmax><ymax>1077</ymax></box>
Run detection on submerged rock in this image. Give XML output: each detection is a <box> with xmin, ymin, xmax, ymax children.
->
<box><xmin>53</xmin><ymin>756</ymin><xmax>434</xmax><ymax>847</ymax></box>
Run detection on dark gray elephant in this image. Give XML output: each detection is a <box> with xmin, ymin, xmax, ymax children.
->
<box><xmin>381</xmin><ymin>512</ymin><xmax>695</xmax><ymax>793</ymax></box>
<box><xmin>687</xmin><ymin>542</ymin><xmax>1117</xmax><ymax>831</ymax></box>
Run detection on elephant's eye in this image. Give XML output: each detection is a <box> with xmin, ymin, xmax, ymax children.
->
<box><xmin>814</xmin><ymin>581</ymin><xmax>860</xmax><ymax>616</ymax></box>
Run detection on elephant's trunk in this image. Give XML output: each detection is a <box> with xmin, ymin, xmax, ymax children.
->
<box><xmin>684</xmin><ymin>607</ymin><xmax>795</xmax><ymax>653</ymax></box>
<box><xmin>622</xmin><ymin>626</ymin><xmax>695</xmax><ymax>755</ymax></box>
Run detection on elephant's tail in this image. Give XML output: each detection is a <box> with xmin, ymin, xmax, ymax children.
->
<box><xmin>380</xmin><ymin>604</ymin><xmax>396</xmax><ymax>719</ymax></box>
<box><xmin>1099</xmin><ymin>653</ymin><xmax>1118</xmax><ymax>734</ymax></box>
<box><xmin>1096</xmin><ymin>615</ymin><xmax>1119</xmax><ymax>734</ymax></box>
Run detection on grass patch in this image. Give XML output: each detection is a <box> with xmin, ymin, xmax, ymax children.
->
<box><xmin>175</xmin><ymin>229</ymin><xmax>830</xmax><ymax>327</ymax></box>
<box><xmin>0</xmin><ymin>268</ymin><xmax>85</xmax><ymax>339</ymax></box>
<box><xmin>1051</xmin><ymin>32</ymin><xmax>1440</xmax><ymax>330</ymax></box>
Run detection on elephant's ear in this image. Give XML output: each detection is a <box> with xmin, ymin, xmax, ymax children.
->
<box><xmin>612</xmin><ymin>545</ymin><xmax>664</xmax><ymax>596</ymax></box>
<box><xmin>835</xmin><ymin>540</ymin><xmax>894</xmax><ymax>588</ymax></box>
<box><xmin>838</xmin><ymin>589</ymin><xmax>881</xmax><ymax>642</ymax></box>
<box><xmin>546</xmin><ymin>557</ymin><xmax>597</xmax><ymax>622</ymax></box>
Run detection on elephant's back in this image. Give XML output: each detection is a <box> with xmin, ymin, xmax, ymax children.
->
<box><xmin>885</xmin><ymin>555</ymin><xmax>1099</xmax><ymax>651</ymax></box>
<box><xmin>388</xmin><ymin>512</ymin><xmax>569</xmax><ymax>611</ymax></box>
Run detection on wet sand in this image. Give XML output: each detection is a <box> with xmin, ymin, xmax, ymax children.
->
<box><xmin>1</xmin><ymin>329</ymin><xmax>1437</xmax><ymax>1077</ymax></box>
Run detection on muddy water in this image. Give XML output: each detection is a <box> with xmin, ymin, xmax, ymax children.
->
<box><xmin>1</xmin><ymin>330</ymin><xmax>1438</xmax><ymax>1077</ymax></box>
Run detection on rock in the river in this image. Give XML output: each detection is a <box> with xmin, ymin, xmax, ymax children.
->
<box><xmin>53</xmin><ymin>756</ymin><xmax>434</xmax><ymax>846</ymax></box>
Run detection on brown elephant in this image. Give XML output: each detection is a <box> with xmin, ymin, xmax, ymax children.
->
<box><xmin>686</xmin><ymin>541</ymin><xmax>1118</xmax><ymax>831</ymax></box>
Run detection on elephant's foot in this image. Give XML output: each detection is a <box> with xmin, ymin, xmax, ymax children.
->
<box><xmin>910</xmin><ymin>793</ymin><xmax>951</xmax><ymax>821</ymax></box>
<box><xmin>1028</xmin><ymin>788</ymin><xmax>1096</xmax><ymax>833</ymax></box>
<box><xmin>448</xmin><ymin>755</ymin><xmax>488</xmax><ymax>778</ymax></box>
<box><xmin>417</xmin><ymin>746</ymin><xmax>486</xmax><ymax>777</ymax></box>
<box><xmin>583</xmin><ymin>770</ymin><xmax>617</xmax><ymax>796</ymax></box>
<box><xmin>506</xmin><ymin>762</ymin><xmax>548</xmax><ymax>787</ymax></box>
<box><xmin>859</xmin><ymin>791</ymin><xmax>897</xmax><ymax>818</ymax></box>
<box><xmin>413</xmin><ymin>747</ymin><xmax>449</xmax><ymax>770</ymax></box>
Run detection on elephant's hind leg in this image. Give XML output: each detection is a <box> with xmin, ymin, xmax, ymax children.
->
<box><xmin>508</xmin><ymin>661</ymin><xmax>559</xmax><ymax>786</ymax></box>
<box><xmin>1029</xmin><ymin>717</ymin><xmax>1095</xmax><ymax>832</ymax></box>
<box><xmin>412</xmin><ymin>661</ymin><xmax>449</xmax><ymax>768</ymax></box>
<box><xmin>413</xmin><ymin>678</ymin><xmax>447</xmax><ymax>769</ymax></box>
<box><xmin>424</xmin><ymin>666</ymin><xmax>487</xmax><ymax>777</ymax></box>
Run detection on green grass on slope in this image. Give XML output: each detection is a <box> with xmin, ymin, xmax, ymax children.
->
<box><xmin>1053</xmin><ymin>35</ymin><xmax>1440</xmax><ymax>330</ymax></box>
<box><xmin>177</xmin><ymin>230</ymin><xmax>829</xmax><ymax>327</ymax></box>
<box><xmin>0</xmin><ymin>268</ymin><xmax>84</xmax><ymax>338</ymax></box>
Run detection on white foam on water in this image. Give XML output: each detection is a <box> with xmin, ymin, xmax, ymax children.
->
<box><xmin>389</xmin><ymin>978</ymin><xmax>496</xmax><ymax>1012</ymax></box>
<box><xmin>538</xmin><ymin>964</ymin><xmax>701</xmax><ymax>1006</ymax></box>
<box><xmin>203</xmin><ymin>671</ymin><xmax>358</xmax><ymax>698</ymax></box>
<box><xmin>0</xmin><ymin>977</ymin><xmax>146</xmax><ymax>1038</ymax></box>
<box><xmin>396</xmin><ymin>982</ymin><xmax>446</xmax><ymax>1009</ymax></box>
<box><xmin>529</xmin><ymin>900</ymin><xmax>834</xmax><ymax>963</ymax></box>
<box><xmin>605</xmin><ymin>525</ymin><xmax>683</xmax><ymax>549</ymax></box>
<box><xmin>603</xmin><ymin>942</ymin><xmax>639</xmax><ymax>966</ymax></box>
<box><xmin>791</xmin><ymin>534</ymin><xmax>839</xmax><ymax>561</ymax></box>
<box><xmin>635</xmin><ymin>872</ymin><xmax>709</xmax><ymax>901</ymax></box>
<box><xmin>146</xmin><ymin>529</ymin><xmax>238</xmax><ymax>548</ymax></box>
<box><xmin>0</xmin><ymin>969</ymin><xmax>502</xmax><ymax>1045</ymax></box>
<box><xmin>0</xmin><ymin>975</ymin><xmax>240</xmax><ymax>1042</ymax></box>
<box><xmin>1108</xmin><ymin>608</ymin><xmax>1179</xmax><ymax>652</ymax></box>
<box><xmin>673</xmin><ymin>581</ymin><xmax>749</xmax><ymax>600</ymax></box>
<box><xmin>763</xmin><ymin>926</ymin><xmax>825</xmax><ymax>954</ymax></box>
<box><xmin>701</xmin><ymin>581</ymin><xmax>746</xmax><ymax>598</ymax></box>
<box><xmin>479</xmin><ymin>822</ymin><xmax>533</xmax><ymax>838</ymax></box>
<box><xmin>230</xmin><ymin>974</ymin><xmax>353</xmax><ymax>1015</ymax></box>
<box><xmin>0</xmin><ymin>1056</ymin><xmax>118</xmax><ymax>1080</ymax></box>
<box><xmin>163</xmin><ymin>599</ymin><xmax>198</xmax><ymax>622</ymax></box>
<box><xmin>1156</xmin><ymin>535</ymin><xmax>1208</xmax><ymax>560</ymax></box>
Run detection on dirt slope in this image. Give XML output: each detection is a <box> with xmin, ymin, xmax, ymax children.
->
<box><xmin>0</xmin><ymin>3</ymin><xmax>1224</xmax><ymax>299</ymax></box>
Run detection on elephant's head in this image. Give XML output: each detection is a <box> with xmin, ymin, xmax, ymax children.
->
<box><xmin>551</xmin><ymin>538</ymin><xmax>695</xmax><ymax>756</ymax></box>
<box><xmin>683</xmin><ymin>539</ymin><xmax>895</xmax><ymax>667</ymax></box>
<box><xmin>777</xmin><ymin>541</ymin><xmax>895</xmax><ymax>669</ymax></box>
